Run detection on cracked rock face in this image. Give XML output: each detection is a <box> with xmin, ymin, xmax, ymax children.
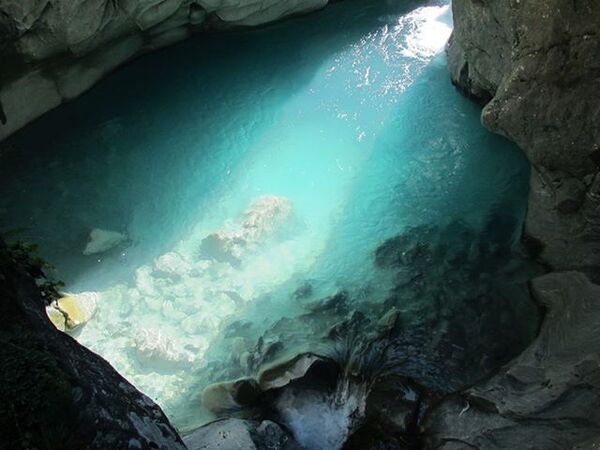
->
<box><xmin>423</xmin><ymin>271</ymin><xmax>600</xmax><ymax>450</ymax></box>
<box><xmin>0</xmin><ymin>0</ymin><xmax>329</xmax><ymax>140</ymax></box>
<box><xmin>447</xmin><ymin>0</ymin><xmax>600</xmax><ymax>279</ymax></box>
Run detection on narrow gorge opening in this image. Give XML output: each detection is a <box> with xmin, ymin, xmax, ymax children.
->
<box><xmin>0</xmin><ymin>0</ymin><xmax>542</xmax><ymax>447</ymax></box>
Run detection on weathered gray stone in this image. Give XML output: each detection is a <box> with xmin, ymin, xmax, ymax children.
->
<box><xmin>183</xmin><ymin>418</ymin><xmax>300</xmax><ymax>450</ymax></box>
<box><xmin>448</xmin><ymin>0</ymin><xmax>600</xmax><ymax>279</ymax></box>
<box><xmin>423</xmin><ymin>272</ymin><xmax>600</xmax><ymax>450</ymax></box>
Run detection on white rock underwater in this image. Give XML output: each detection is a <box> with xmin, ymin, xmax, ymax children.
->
<box><xmin>48</xmin><ymin>195</ymin><xmax>310</xmax><ymax>420</ymax></box>
<box><xmin>83</xmin><ymin>228</ymin><xmax>127</xmax><ymax>255</ymax></box>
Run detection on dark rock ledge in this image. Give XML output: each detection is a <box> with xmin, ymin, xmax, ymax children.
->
<box><xmin>0</xmin><ymin>240</ymin><xmax>185</xmax><ymax>450</ymax></box>
<box><xmin>423</xmin><ymin>272</ymin><xmax>600</xmax><ymax>450</ymax></box>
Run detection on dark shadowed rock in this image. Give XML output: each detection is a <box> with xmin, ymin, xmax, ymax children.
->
<box><xmin>0</xmin><ymin>240</ymin><xmax>185</xmax><ymax>449</ymax></box>
<box><xmin>448</xmin><ymin>0</ymin><xmax>600</xmax><ymax>279</ymax></box>
<box><xmin>423</xmin><ymin>272</ymin><xmax>600</xmax><ymax>450</ymax></box>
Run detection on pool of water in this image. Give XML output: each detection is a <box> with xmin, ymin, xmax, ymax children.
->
<box><xmin>0</xmin><ymin>0</ymin><xmax>539</xmax><ymax>433</ymax></box>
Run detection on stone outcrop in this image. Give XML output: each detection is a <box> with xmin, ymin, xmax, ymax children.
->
<box><xmin>424</xmin><ymin>272</ymin><xmax>600</xmax><ymax>449</ymax></box>
<box><xmin>0</xmin><ymin>240</ymin><xmax>185</xmax><ymax>449</ymax></box>
<box><xmin>0</xmin><ymin>0</ymin><xmax>330</xmax><ymax>140</ymax></box>
<box><xmin>442</xmin><ymin>3</ymin><xmax>600</xmax><ymax>448</ymax></box>
<box><xmin>447</xmin><ymin>0</ymin><xmax>600</xmax><ymax>279</ymax></box>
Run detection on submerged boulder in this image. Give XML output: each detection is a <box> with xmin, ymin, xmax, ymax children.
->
<box><xmin>132</xmin><ymin>327</ymin><xmax>195</xmax><ymax>370</ymax></box>
<box><xmin>199</xmin><ymin>195</ymin><xmax>296</xmax><ymax>266</ymax></box>
<box><xmin>83</xmin><ymin>228</ymin><xmax>127</xmax><ymax>255</ymax></box>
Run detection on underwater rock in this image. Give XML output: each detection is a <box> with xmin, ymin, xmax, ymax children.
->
<box><xmin>199</xmin><ymin>195</ymin><xmax>295</xmax><ymax>267</ymax></box>
<box><xmin>153</xmin><ymin>251</ymin><xmax>191</xmax><ymax>280</ymax></box>
<box><xmin>201</xmin><ymin>378</ymin><xmax>262</xmax><ymax>414</ymax></box>
<box><xmin>373</xmin><ymin>219</ymin><xmax>541</xmax><ymax>390</ymax></box>
<box><xmin>306</xmin><ymin>290</ymin><xmax>349</xmax><ymax>315</ymax></box>
<box><xmin>326</xmin><ymin>310</ymin><xmax>368</xmax><ymax>340</ymax></box>
<box><xmin>423</xmin><ymin>272</ymin><xmax>600</xmax><ymax>450</ymax></box>
<box><xmin>292</xmin><ymin>280</ymin><xmax>314</xmax><ymax>301</ymax></box>
<box><xmin>133</xmin><ymin>327</ymin><xmax>195</xmax><ymax>369</ymax></box>
<box><xmin>83</xmin><ymin>228</ymin><xmax>126</xmax><ymax>255</ymax></box>
<box><xmin>48</xmin><ymin>292</ymin><xmax>98</xmax><ymax>330</ymax></box>
<box><xmin>184</xmin><ymin>418</ymin><xmax>300</xmax><ymax>450</ymax></box>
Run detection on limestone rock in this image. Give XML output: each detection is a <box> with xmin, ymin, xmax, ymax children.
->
<box><xmin>50</xmin><ymin>292</ymin><xmax>98</xmax><ymax>329</ymax></box>
<box><xmin>199</xmin><ymin>195</ymin><xmax>296</xmax><ymax>266</ymax></box>
<box><xmin>46</xmin><ymin>304</ymin><xmax>67</xmax><ymax>331</ymax></box>
<box><xmin>423</xmin><ymin>272</ymin><xmax>600</xmax><ymax>450</ymax></box>
<box><xmin>83</xmin><ymin>228</ymin><xmax>126</xmax><ymax>255</ymax></box>
<box><xmin>258</xmin><ymin>353</ymin><xmax>335</xmax><ymax>391</ymax></box>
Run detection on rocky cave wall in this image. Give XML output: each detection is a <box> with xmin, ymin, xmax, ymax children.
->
<box><xmin>423</xmin><ymin>1</ymin><xmax>600</xmax><ymax>449</ymax></box>
<box><xmin>447</xmin><ymin>0</ymin><xmax>600</xmax><ymax>279</ymax></box>
<box><xmin>0</xmin><ymin>0</ymin><xmax>330</xmax><ymax>140</ymax></box>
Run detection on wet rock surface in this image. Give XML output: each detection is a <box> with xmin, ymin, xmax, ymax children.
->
<box><xmin>0</xmin><ymin>239</ymin><xmax>185</xmax><ymax>449</ymax></box>
<box><xmin>448</xmin><ymin>0</ymin><xmax>600</xmax><ymax>280</ymax></box>
<box><xmin>423</xmin><ymin>272</ymin><xmax>600</xmax><ymax>450</ymax></box>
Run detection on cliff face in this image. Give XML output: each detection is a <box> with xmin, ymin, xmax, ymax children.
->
<box><xmin>424</xmin><ymin>2</ymin><xmax>600</xmax><ymax>448</ymax></box>
<box><xmin>0</xmin><ymin>0</ymin><xmax>328</xmax><ymax>140</ymax></box>
<box><xmin>447</xmin><ymin>0</ymin><xmax>600</xmax><ymax>279</ymax></box>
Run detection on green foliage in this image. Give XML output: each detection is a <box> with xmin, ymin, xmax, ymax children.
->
<box><xmin>1</xmin><ymin>239</ymin><xmax>64</xmax><ymax>305</ymax></box>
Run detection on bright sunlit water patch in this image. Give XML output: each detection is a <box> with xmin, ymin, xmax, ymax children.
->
<box><xmin>0</xmin><ymin>0</ymin><xmax>538</xmax><ymax>435</ymax></box>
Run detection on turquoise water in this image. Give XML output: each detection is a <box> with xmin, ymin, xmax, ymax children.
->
<box><xmin>0</xmin><ymin>0</ymin><xmax>538</xmax><ymax>433</ymax></box>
